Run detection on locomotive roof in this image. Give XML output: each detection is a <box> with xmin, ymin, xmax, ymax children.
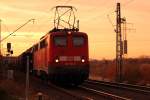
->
<box><xmin>50</xmin><ymin>31</ymin><xmax>87</xmax><ymax>35</ymax></box>
<box><xmin>49</xmin><ymin>28</ymin><xmax>79</xmax><ymax>32</ymax></box>
<box><xmin>40</xmin><ymin>29</ymin><xmax>87</xmax><ymax>40</ymax></box>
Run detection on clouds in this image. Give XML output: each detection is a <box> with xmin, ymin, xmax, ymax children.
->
<box><xmin>0</xmin><ymin>0</ymin><xmax>150</xmax><ymax>59</ymax></box>
<box><xmin>0</xmin><ymin>3</ymin><xmax>50</xmax><ymax>19</ymax></box>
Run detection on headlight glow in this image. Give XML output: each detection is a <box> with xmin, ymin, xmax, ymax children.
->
<box><xmin>81</xmin><ymin>59</ymin><xmax>85</xmax><ymax>63</ymax></box>
<box><xmin>68</xmin><ymin>31</ymin><xmax>71</xmax><ymax>35</ymax></box>
<box><xmin>55</xmin><ymin>59</ymin><xmax>59</xmax><ymax>63</ymax></box>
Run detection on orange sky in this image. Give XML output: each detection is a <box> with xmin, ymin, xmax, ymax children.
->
<box><xmin>0</xmin><ymin>0</ymin><xmax>150</xmax><ymax>59</ymax></box>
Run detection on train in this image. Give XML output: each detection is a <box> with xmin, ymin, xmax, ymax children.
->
<box><xmin>18</xmin><ymin>6</ymin><xmax>89</xmax><ymax>86</ymax></box>
<box><xmin>18</xmin><ymin>28</ymin><xmax>89</xmax><ymax>86</ymax></box>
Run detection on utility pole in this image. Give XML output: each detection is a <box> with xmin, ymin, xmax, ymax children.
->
<box><xmin>25</xmin><ymin>55</ymin><xmax>29</xmax><ymax>100</ymax></box>
<box><xmin>0</xmin><ymin>19</ymin><xmax>1</xmax><ymax>70</ymax></box>
<box><xmin>116</xmin><ymin>2</ymin><xmax>123</xmax><ymax>82</ymax></box>
<box><xmin>0</xmin><ymin>19</ymin><xmax>1</xmax><ymax>56</ymax></box>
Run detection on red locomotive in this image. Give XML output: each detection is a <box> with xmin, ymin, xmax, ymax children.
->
<box><xmin>18</xmin><ymin>6</ymin><xmax>89</xmax><ymax>86</ymax></box>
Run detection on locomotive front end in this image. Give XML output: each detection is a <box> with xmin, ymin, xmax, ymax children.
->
<box><xmin>48</xmin><ymin>31</ymin><xmax>89</xmax><ymax>85</ymax></box>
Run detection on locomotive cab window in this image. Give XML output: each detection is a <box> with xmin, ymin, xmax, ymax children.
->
<box><xmin>54</xmin><ymin>36</ymin><xmax>67</xmax><ymax>46</ymax></box>
<box><xmin>40</xmin><ymin>39</ymin><xmax>47</xmax><ymax>49</ymax></box>
<box><xmin>73</xmin><ymin>36</ymin><xmax>85</xmax><ymax>46</ymax></box>
<box><xmin>34</xmin><ymin>44</ymin><xmax>39</xmax><ymax>51</ymax></box>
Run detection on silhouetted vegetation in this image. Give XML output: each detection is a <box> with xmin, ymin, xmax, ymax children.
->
<box><xmin>90</xmin><ymin>57</ymin><xmax>150</xmax><ymax>85</ymax></box>
<box><xmin>0</xmin><ymin>89</ymin><xmax>17</xmax><ymax>100</ymax></box>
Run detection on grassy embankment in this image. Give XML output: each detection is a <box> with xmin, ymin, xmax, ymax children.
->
<box><xmin>90</xmin><ymin>57</ymin><xmax>150</xmax><ymax>85</ymax></box>
<box><xmin>0</xmin><ymin>89</ymin><xmax>17</xmax><ymax>100</ymax></box>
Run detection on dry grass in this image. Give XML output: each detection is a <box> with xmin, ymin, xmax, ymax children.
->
<box><xmin>89</xmin><ymin>57</ymin><xmax>150</xmax><ymax>85</ymax></box>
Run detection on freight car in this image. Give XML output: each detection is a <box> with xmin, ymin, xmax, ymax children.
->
<box><xmin>18</xmin><ymin>47</ymin><xmax>33</xmax><ymax>72</ymax></box>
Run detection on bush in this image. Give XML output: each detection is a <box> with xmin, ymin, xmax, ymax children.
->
<box><xmin>0</xmin><ymin>89</ymin><xmax>17</xmax><ymax>100</ymax></box>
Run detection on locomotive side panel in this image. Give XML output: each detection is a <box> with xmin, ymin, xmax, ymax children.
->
<box><xmin>33</xmin><ymin>35</ymin><xmax>50</xmax><ymax>74</ymax></box>
<box><xmin>33</xmin><ymin>44</ymin><xmax>39</xmax><ymax>71</ymax></box>
<box><xmin>39</xmin><ymin>37</ymin><xmax>48</xmax><ymax>72</ymax></box>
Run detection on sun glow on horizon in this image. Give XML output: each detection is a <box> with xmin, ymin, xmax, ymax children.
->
<box><xmin>0</xmin><ymin>0</ymin><xmax>150</xmax><ymax>59</ymax></box>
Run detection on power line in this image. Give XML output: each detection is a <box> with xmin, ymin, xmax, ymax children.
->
<box><xmin>64</xmin><ymin>0</ymin><xmax>72</xmax><ymax>5</ymax></box>
<box><xmin>83</xmin><ymin>3</ymin><xmax>115</xmax><ymax>22</ymax></box>
<box><xmin>56</xmin><ymin>0</ymin><xmax>62</xmax><ymax>2</ymax></box>
<box><xmin>90</xmin><ymin>0</ymin><xmax>135</xmax><ymax>22</ymax></box>
<box><xmin>123</xmin><ymin>0</ymin><xmax>135</xmax><ymax>7</ymax></box>
<box><xmin>55</xmin><ymin>0</ymin><xmax>72</xmax><ymax>5</ymax></box>
<box><xmin>107</xmin><ymin>14</ymin><xmax>115</xmax><ymax>28</ymax></box>
<box><xmin>2</xmin><ymin>22</ymin><xmax>10</xmax><ymax>33</ymax></box>
<box><xmin>0</xmin><ymin>19</ymin><xmax>35</xmax><ymax>42</ymax></box>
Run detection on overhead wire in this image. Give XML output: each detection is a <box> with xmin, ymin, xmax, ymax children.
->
<box><xmin>34</xmin><ymin>0</ymin><xmax>74</xmax><ymax>33</ymax></box>
<box><xmin>107</xmin><ymin>14</ymin><xmax>115</xmax><ymax>29</ymax></box>
<box><xmin>6</xmin><ymin>0</ymin><xmax>135</xmax><ymax>46</ymax></box>
<box><xmin>27</xmin><ymin>6</ymin><xmax>55</xmax><ymax>36</ymax></box>
<box><xmin>84</xmin><ymin>0</ymin><xmax>135</xmax><ymax>23</ymax></box>
<box><xmin>25</xmin><ymin>0</ymin><xmax>64</xmax><ymax>35</ymax></box>
<box><xmin>106</xmin><ymin>0</ymin><xmax>135</xmax><ymax>30</ymax></box>
<box><xmin>0</xmin><ymin>19</ymin><xmax>35</xmax><ymax>42</ymax></box>
<box><xmin>81</xmin><ymin>0</ymin><xmax>115</xmax><ymax>22</ymax></box>
<box><xmin>80</xmin><ymin>0</ymin><xmax>135</xmax><ymax>49</ymax></box>
<box><xmin>64</xmin><ymin>0</ymin><xmax>72</xmax><ymax>5</ymax></box>
<box><xmin>122</xmin><ymin>0</ymin><xmax>135</xmax><ymax>7</ymax></box>
<box><xmin>2</xmin><ymin>22</ymin><xmax>10</xmax><ymax>33</ymax></box>
<box><xmin>25</xmin><ymin>0</ymin><xmax>74</xmax><ymax>38</ymax></box>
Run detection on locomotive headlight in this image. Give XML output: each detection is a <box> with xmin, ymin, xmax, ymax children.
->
<box><xmin>68</xmin><ymin>31</ymin><xmax>71</xmax><ymax>35</ymax></box>
<box><xmin>81</xmin><ymin>59</ymin><xmax>85</xmax><ymax>63</ymax></box>
<box><xmin>55</xmin><ymin>59</ymin><xmax>59</xmax><ymax>63</ymax></box>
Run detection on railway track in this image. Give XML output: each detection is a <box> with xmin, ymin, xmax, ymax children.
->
<box><xmin>79</xmin><ymin>86</ymin><xmax>131</xmax><ymax>100</ymax></box>
<box><xmin>81</xmin><ymin>79</ymin><xmax>150</xmax><ymax>100</ymax></box>
<box><xmin>46</xmin><ymin>80</ymin><xmax>131</xmax><ymax>100</ymax></box>
<box><xmin>7</xmin><ymin>69</ymin><xmax>130</xmax><ymax>100</ymax></box>
<box><xmin>48</xmin><ymin>82</ymin><xmax>129</xmax><ymax>100</ymax></box>
<box><xmin>8</xmin><ymin>70</ymin><xmax>86</xmax><ymax>100</ymax></box>
<box><xmin>86</xmin><ymin>80</ymin><xmax>150</xmax><ymax>94</ymax></box>
<box><xmin>4</xmin><ymin>69</ymin><xmax>150</xmax><ymax>100</ymax></box>
<box><xmin>15</xmin><ymin>71</ymin><xmax>150</xmax><ymax>100</ymax></box>
<box><xmin>46</xmin><ymin>82</ymin><xmax>91</xmax><ymax>100</ymax></box>
<box><xmin>14</xmin><ymin>70</ymin><xmax>123</xmax><ymax>100</ymax></box>
<box><xmin>25</xmin><ymin>77</ymin><xmax>111</xmax><ymax>100</ymax></box>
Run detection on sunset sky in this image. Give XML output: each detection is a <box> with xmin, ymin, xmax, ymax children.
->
<box><xmin>0</xmin><ymin>0</ymin><xmax>150</xmax><ymax>59</ymax></box>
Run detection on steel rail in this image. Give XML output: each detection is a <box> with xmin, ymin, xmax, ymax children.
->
<box><xmin>79</xmin><ymin>86</ymin><xmax>131</xmax><ymax>100</ymax></box>
<box><xmin>86</xmin><ymin>80</ymin><xmax>150</xmax><ymax>94</ymax></box>
<box><xmin>47</xmin><ymin>82</ymin><xmax>91</xmax><ymax>100</ymax></box>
